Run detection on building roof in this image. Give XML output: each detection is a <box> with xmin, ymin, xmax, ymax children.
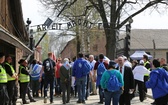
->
<box><xmin>124</xmin><ymin>29</ymin><xmax>168</xmax><ymax>50</ymax></box>
<box><xmin>10</xmin><ymin>0</ymin><xmax>29</xmax><ymax>41</ymax></box>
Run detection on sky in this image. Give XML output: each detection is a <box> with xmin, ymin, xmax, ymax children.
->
<box><xmin>21</xmin><ymin>0</ymin><xmax>168</xmax><ymax>29</ymax></box>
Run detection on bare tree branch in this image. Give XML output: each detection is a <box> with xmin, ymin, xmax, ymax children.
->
<box><xmin>103</xmin><ymin>1</ymin><xmax>111</xmax><ymax>7</ymax></box>
<box><xmin>63</xmin><ymin>5</ymin><xmax>94</xmax><ymax>17</ymax></box>
<box><xmin>67</xmin><ymin>0</ymin><xmax>78</xmax><ymax>7</ymax></box>
<box><xmin>126</xmin><ymin>0</ymin><xmax>138</xmax><ymax>4</ymax></box>
<box><xmin>117</xmin><ymin>0</ymin><xmax>166</xmax><ymax>29</ymax></box>
<box><xmin>88</xmin><ymin>0</ymin><xmax>100</xmax><ymax>12</ymax></box>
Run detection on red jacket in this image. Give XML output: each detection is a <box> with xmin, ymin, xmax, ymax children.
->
<box><xmin>55</xmin><ymin>62</ymin><xmax>62</xmax><ymax>78</ymax></box>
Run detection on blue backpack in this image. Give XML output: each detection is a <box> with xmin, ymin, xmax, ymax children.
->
<box><xmin>107</xmin><ymin>71</ymin><xmax>122</xmax><ymax>92</ymax></box>
<box><xmin>97</xmin><ymin>61</ymin><xmax>106</xmax><ymax>76</ymax></box>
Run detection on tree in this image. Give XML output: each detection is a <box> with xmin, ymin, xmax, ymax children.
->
<box><xmin>39</xmin><ymin>0</ymin><xmax>101</xmax><ymax>56</ymax></box>
<box><xmin>39</xmin><ymin>0</ymin><xmax>168</xmax><ymax>59</ymax></box>
<box><xmin>34</xmin><ymin>31</ymin><xmax>50</xmax><ymax>60</ymax></box>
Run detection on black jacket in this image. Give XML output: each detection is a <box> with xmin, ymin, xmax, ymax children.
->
<box><xmin>117</xmin><ymin>66</ymin><xmax>134</xmax><ymax>93</ymax></box>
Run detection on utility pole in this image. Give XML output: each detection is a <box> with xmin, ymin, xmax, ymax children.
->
<box><xmin>153</xmin><ymin>39</ymin><xmax>156</xmax><ymax>58</ymax></box>
<box><xmin>125</xmin><ymin>18</ymin><xmax>133</xmax><ymax>59</ymax></box>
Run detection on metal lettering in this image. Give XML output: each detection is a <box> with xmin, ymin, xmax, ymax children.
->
<box><xmin>71</xmin><ymin>20</ymin><xmax>76</xmax><ymax>27</ymax></box>
<box><xmin>42</xmin><ymin>24</ymin><xmax>47</xmax><ymax>31</ymax></box>
<box><xmin>37</xmin><ymin>25</ymin><xmax>42</xmax><ymax>32</ymax></box>
<box><xmin>98</xmin><ymin>23</ymin><xmax>102</xmax><ymax>29</ymax></box>
<box><xmin>59</xmin><ymin>24</ymin><xmax>62</xmax><ymax>30</ymax></box>
<box><xmin>67</xmin><ymin>22</ymin><xmax>73</xmax><ymax>29</ymax></box>
<box><xmin>78</xmin><ymin>19</ymin><xmax>82</xmax><ymax>25</ymax></box>
<box><xmin>52</xmin><ymin>23</ymin><xmax>58</xmax><ymax>30</ymax></box>
<box><xmin>83</xmin><ymin>20</ymin><xmax>88</xmax><ymax>27</ymax></box>
<box><xmin>88</xmin><ymin>22</ymin><xmax>93</xmax><ymax>29</ymax></box>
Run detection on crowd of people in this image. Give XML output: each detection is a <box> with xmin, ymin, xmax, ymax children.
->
<box><xmin>0</xmin><ymin>51</ymin><xmax>168</xmax><ymax>105</ymax></box>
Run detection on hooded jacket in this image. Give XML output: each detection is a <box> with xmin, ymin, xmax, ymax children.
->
<box><xmin>146</xmin><ymin>68</ymin><xmax>168</xmax><ymax>99</ymax></box>
<box><xmin>72</xmin><ymin>58</ymin><xmax>91</xmax><ymax>78</ymax></box>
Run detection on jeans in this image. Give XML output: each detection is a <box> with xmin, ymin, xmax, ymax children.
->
<box><xmin>44</xmin><ymin>76</ymin><xmax>54</xmax><ymax>102</ymax></box>
<box><xmin>76</xmin><ymin>76</ymin><xmax>87</xmax><ymax>101</ymax></box>
<box><xmin>85</xmin><ymin>74</ymin><xmax>90</xmax><ymax>100</ymax></box>
<box><xmin>98</xmin><ymin>85</ymin><xmax>104</xmax><ymax>102</ymax></box>
<box><xmin>104</xmin><ymin>90</ymin><xmax>122</xmax><ymax>105</ymax></box>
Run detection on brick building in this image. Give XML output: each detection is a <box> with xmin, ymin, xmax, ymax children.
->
<box><xmin>61</xmin><ymin>29</ymin><xmax>168</xmax><ymax>62</ymax></box>
<box><xmin>61</xmin><ymin>29</ymin><xmax>106</xmax><ymax>60</ymax></box>
<box><xmin>0</xmin><ymin>0</ymin><xmax>41</xmax><ymax>72</ymax></box>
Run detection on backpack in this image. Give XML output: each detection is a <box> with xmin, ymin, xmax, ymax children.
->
<box><xmin>82</xmin><ymin>60</ymin><xmax>91</xmax><ymax>76</ymax></box>
<box><xmin>97</xmin><ymin>61</ymin><xmax>106</xmax><ymax>76</ymax></box>
<box><xmin>107</xmin><ymin>71</ymin><xmax>122</xmax><ymax>92</ymax></box>
<box><xmin>44</xmin><ymin>59</ymin><xmax>54</xmax><ymax>75</ymax></box>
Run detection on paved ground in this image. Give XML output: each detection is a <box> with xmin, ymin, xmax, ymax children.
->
<box><xmin>17</xmin><ymin>89</ymin><xmax>154</xmax><ymax>105</ymax></box>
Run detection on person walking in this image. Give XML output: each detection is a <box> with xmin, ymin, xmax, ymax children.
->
<box><xmin>89</xmin><ymin>55</ymin><xmax>97</xmax><ymax>95</ymax></box>
<box><xmin>93</xmin><ymin>54</ymin><xmax>108</xmax><ymax>104</ymax></box>
<box><xmin>4</xmin><ymin>55</ymin><xmax>18</xmax><ymax>105</ymax></box>
<box><xmin>85</xmin><ymin>56</ymin><xmax>91</xmax><ymax>100</ymax></box>
<box><xmin>100</xmin><ymin>60</ymin><xmax>124</xmax><ymax>105</ymax></box>
<box><xmin>30</xmin><ymin>59</ymin><xmax>42</xmax><ymax>97</ymax></box>
<box><xmin>132</xmin><ymin>60</ymin><xmax>138</xmax><ymax>70</ymax></box>
<box><xmin>146</xmin><ymin>59</ymin><xmax>168</xmax><ymax>105</ymax></box>
<box><xmin>60</xmin><ymin>58</ymin><xmax>71</xmax><ymax>104</ymax></box>
<box><xmin>55</xmin><ymin>57</ymin><xmax>62</xmax><ymax>97</ymax></box>
<box><xmin>160</xmin><ymin>58</ymin><xmax>168</xmax><ymax>71</ymax></box>
<box><xmin>37</xmin><ymin>61</ymin><xmax>44</xmax><ymax>97</ymax></box>
<box><xmin>18</xmin><ymin>59</ymin><xmax>36</xmax><ymax>104</ymax></box>
<box><xmin>39</xmin><ymin>52</ymin><xmax>56</xmax><ymax>104</ymax></box>
<box><xmin>117</xmin><ymin>56</ymin><xmax>134</xmax><ymax>105</ymax></box>
<box><xmin>132</xmin><ymin>60</ymin><xmax>150</xmax><ymax>102</ymax></box>
<box><xmin>142</xmin><ymin>55</ymin><xmax>151</xmax><ymax>95</ymax></box>
<box><xmin>0</xmin><ymin>52</ymin><xmax>9</xmax><ymax>105</ymax></box>
<box><xmin>72</xmin><ymin>52</ymin><xmax>91</xmax><ymax>104</ymax></box>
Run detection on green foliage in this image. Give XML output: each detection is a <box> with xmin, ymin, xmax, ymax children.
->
<box><xmin>34</xmin><ymin>31</ymin><xmax>50</xmax><ymax>61</ymax></box>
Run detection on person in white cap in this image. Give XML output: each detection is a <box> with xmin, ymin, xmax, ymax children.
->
<box><xmin>132</xmin><ymin>60</ymin><xmax>150</xmax><ymax>102</ymax></box>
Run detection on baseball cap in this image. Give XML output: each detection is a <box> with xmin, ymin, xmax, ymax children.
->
<box><xmin>139</xmin><ymin>60</ymin><xmax>144</xmax><ymax>65</ymax></box>
<box><xmin>108</xmin><ymin>60</ymin><xmax>116</xmax><ymax>68</ymax></box>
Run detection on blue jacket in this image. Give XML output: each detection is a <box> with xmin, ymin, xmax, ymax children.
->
<box><xmin>146</xmin><ymin>68</ymin><xmax>168</xmax><ymax>99</ymax></box>
<box><xmin>30</xmin><ymin>64</ymin><xmax>41</xmax><ymax>80</ymax></box>
<box><xmin>72</xmin><ymin>58</ymin><xmax>91</xmax><ymax>78</ymax></box>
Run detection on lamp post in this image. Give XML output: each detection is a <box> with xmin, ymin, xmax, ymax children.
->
<box><xmin>26</xmin><ymin>18</ymin><xmax>34</xmax><ymax>50</ymax></box>
<box><xmin>29</xmin><ymin>29</ymin><xmax>34</xmax><ymax>50</ymax></box>
<box><xmin>26</xmin><ymin>18</ymin><xmax>31</xmax><ymax>32</ymax></box>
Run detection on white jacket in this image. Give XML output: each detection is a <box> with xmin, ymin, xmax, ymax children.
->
<box><xmin>133</xmin><ymin>65</ymin><xmax>150</xmax><ymax>82</ymax></box>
